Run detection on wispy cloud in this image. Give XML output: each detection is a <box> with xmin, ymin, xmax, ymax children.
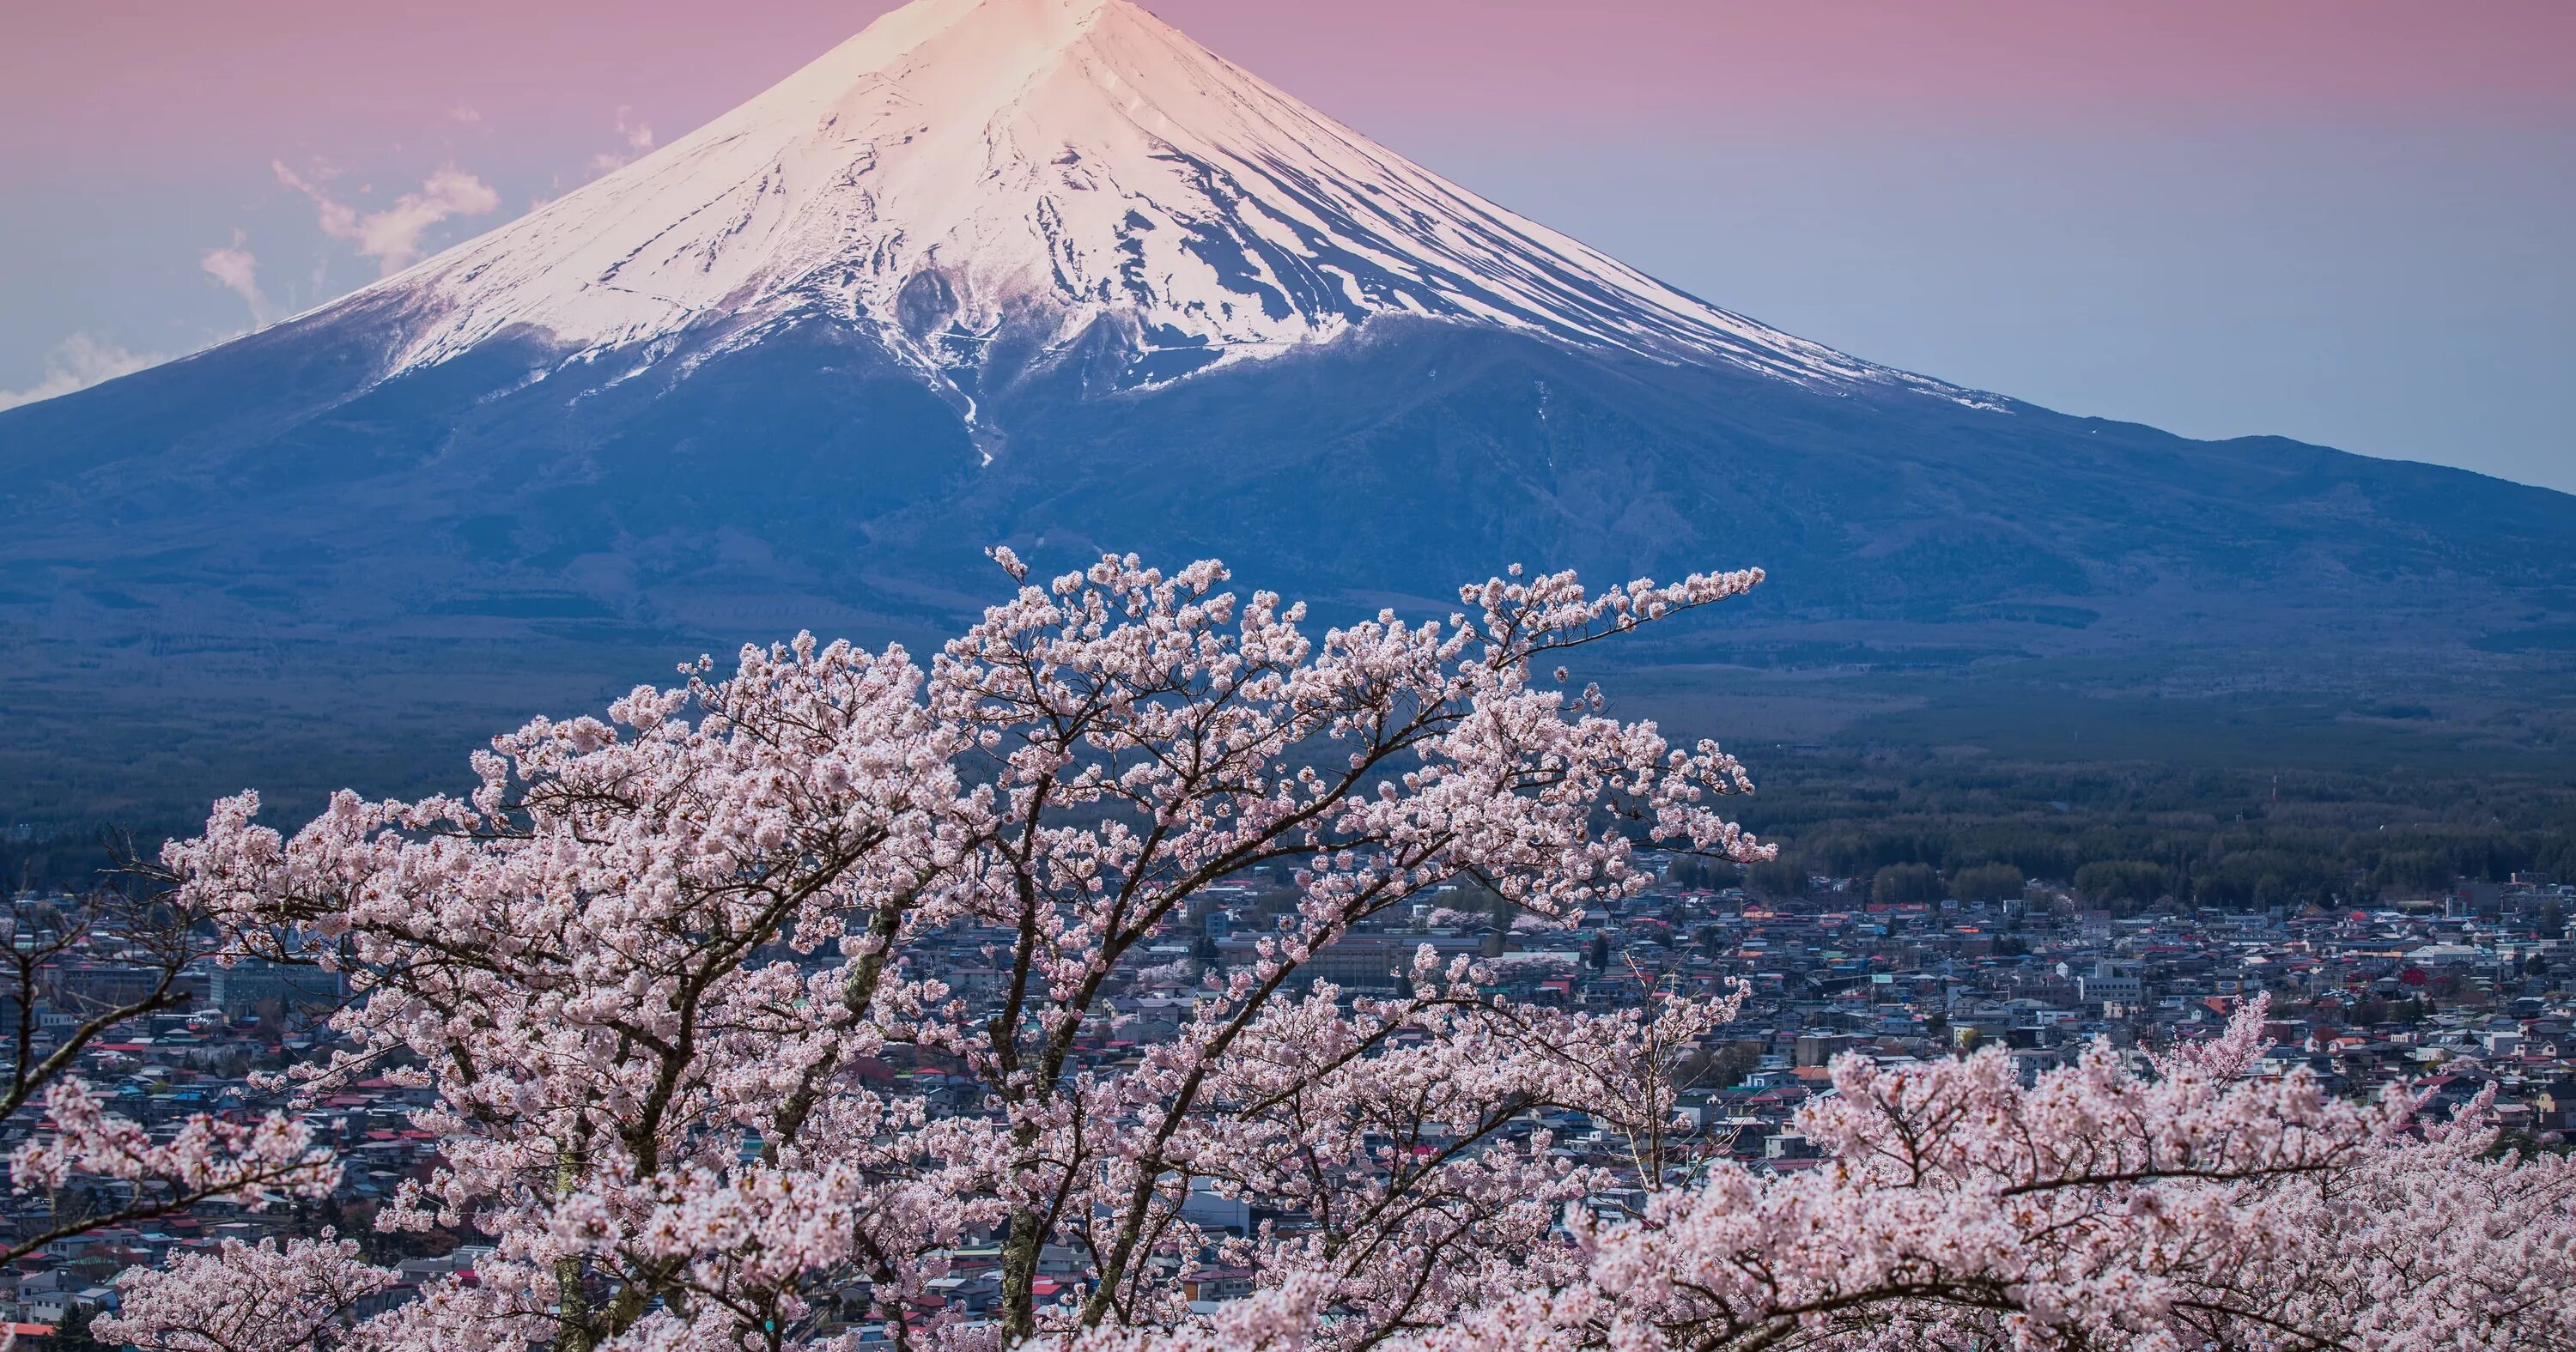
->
<box><xmin>274</xmin><ymin>160</ymin><xmax>502</xmax><ymax>277</ymax></box>
<box><xmin>447</xmin><ymin>104</ymin><xmax>485</xmax><ymax>129</ymax></box>
<box><xmin>200</xmin><ymin>230</ymin><xmax>272</xmax><ymax>324</ymax></box>
<box><xmin>0</xmin><ymin>335</ymin><xmax>167</xmax><ymax>412</ymax></box>
<box><xmin>587</xmin><ymin>106</ymin><xmax>658</xmax><ymax>177</ymax></box>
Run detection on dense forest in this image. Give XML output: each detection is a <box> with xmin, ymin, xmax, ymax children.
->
<box><xmin>1665</xmin><ymin>753</ymin><xmax>2576</xmax><ymax>912</ymax></box>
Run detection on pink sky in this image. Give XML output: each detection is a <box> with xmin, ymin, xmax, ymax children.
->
<box><xmin>9</xmin><ymin>0</ymin><xmax>2573</xmax><ymax>176</ymax></box>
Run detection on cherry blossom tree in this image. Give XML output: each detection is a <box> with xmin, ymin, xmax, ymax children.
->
<box><xmin>142</xmin><ymin>555</ymin><xmax>1771</xmax><ymax>1352</ymax></box>
<box><xmin>0</xmin><ymin>878</ymin><xmax>338</xmax><ymax>1270</ymax></box>
<box><xmin>1073</xmin><ymin>998</ymin><xmax>2576</xmax><ymax>1352</ymax></box>
<box><xmin>101</xmin><ymin>553</ymin><xmax>2576</xmax><ymax>1352</ymax></box>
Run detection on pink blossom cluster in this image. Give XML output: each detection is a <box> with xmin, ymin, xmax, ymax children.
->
<box><xmin>95</xmin><ymin>1231</ymin><xmax>392</xmax><ymax>1352</ymax></box>
<box><xmin>7</xmin><ymin>1077</ymin><xmax>336</xmax><ymax>1237</ymax></box>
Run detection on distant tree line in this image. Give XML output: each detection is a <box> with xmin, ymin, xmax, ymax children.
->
<box><xmin>1688</xmin><ymin>756</ymin><xmax>2576</xmax><ymax>912</ymax></box>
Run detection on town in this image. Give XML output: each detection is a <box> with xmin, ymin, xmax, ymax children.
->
<box><xmin>9</xmin><ymin>850</ymin><xmax>2566</xmax><ymax>1339</ymax></box>
<box><xmin>4</xmin><ymin>858</ymin><xmax>2572</xmax><ymax>1344</ymax></box>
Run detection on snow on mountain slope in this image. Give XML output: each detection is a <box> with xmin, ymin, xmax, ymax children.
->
<box><xmin>349</xmin><ymin>0</ymin><xmax>1936</xmax><ymax>396</ymax></box>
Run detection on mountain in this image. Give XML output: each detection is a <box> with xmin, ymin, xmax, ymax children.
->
<box><xmin>3</xmin><ymin>0</ymin><xmax>2573</xmax><ymax>828</ymax></box>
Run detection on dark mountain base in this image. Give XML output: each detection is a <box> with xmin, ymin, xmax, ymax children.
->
<box><xmin>3</xmin><ymin>313</ymin><xmax>2572</xmax><ymax>828</ymax></box>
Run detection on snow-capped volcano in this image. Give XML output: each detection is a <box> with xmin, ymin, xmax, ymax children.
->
<box><xmin>361</xmin><ymin>0</ymin><xmax>1889</xmax><ymax>391</ymax></box>
<box><xmin>9</xmin><ymin>0</ymin><xmax>2572</xmax><ymax>834</ymax></box>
